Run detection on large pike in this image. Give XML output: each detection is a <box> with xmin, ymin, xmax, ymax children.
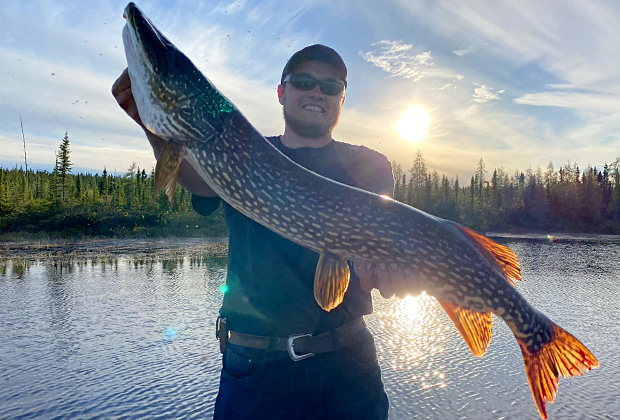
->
<box><xmin>121</xmin><ymin>3</ymin><xmax>598</xmax><ymax>418</ymax></box>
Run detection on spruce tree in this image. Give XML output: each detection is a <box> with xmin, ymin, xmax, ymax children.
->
<box><xmin>55</xmin><ymin>131</ymin><xmax>73</xmax><ymax>201</ymax></box>
<box><xmin>0</xmin><ymin>168</ymin><xmax>9</xmax><ymax>214</ymax></box>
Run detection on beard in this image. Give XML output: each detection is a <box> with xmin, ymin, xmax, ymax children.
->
<box><xmin>283</xmin><ymin>104</ymin><xmax>341</xmax><ymax>139</ymax></box>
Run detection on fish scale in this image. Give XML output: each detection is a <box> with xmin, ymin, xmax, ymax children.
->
<box><xmin>121</xmin><ymin>3</ymin><xmax>598</xmax><ymax>418</ymax></box>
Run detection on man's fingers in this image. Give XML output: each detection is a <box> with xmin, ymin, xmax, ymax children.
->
<box><xmin>357</xmin><ymin>262</ymin><xmax>376</xmax><ymax>293</ymax></box>
<box><xmin>111</xmin><ymin>69</ymin><xmax>144</xmax><ymax>126</ymax></box>
<box><xmin>355</xmin><ymin>261</ymin><xmax>413</xmax><ymax>298</ymax></box>
<box><xmin>359</xmin><ymin>271</ymin><xmax>375</xmax><ymax>293</ymax></box>
<box><xmin>379</xmin><ymin>264</ymin><xmax>412</xmax><ymax>299</ymax></box>
<box><xmin>111</xmin><ymin>68</ymin><xmax>131</xmax><ymax>96</ymax></box>
<box><xmin>377</xmin><ymin>269</ymin><xmax>395</xmax><ymax>298</ymax></box>
<box><xmin>115</xmin><ymin>88</ymin><xmax>133</xmax><ymax>108</ymax></box>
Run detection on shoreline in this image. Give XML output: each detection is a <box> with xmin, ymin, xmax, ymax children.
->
<box><xmin>2</xmin><ymin>231</ymin><xmax>619</xmax><ymax>262</ymax></box>
<box><xmin>0</xmin><ymin>237</ymin><xmax>229</xmax><ymax>261</ymax></box>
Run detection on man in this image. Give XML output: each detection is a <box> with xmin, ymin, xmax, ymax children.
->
<box><xmin>113</xmin><ymin>44</ymin><xmax>407</xmax><ymax>419</ymax></box>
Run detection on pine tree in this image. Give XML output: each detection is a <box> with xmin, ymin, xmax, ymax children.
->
<box><xmin>55</xmin><ymin>131</ymin><xmax>73</xmax><ymax>201</ymax></box>
<box><xmin>470</xmin><ymin>176</ymin><xmax>475</xmax><ymax>211</ymax></box>
<box><xmin>75</xmin><ymin>174</ymin><xmax>82</xmax><ymax>200</ymax></box>
<box><xmin>476</xmin><ymin>158</ymin><xmax>486</xmax><ymax>210</ymax></box>
<box><xmin>0</xmin><ymin>168</ymin><xmax>9</xmax><ymax>214</ymax></box>
<box><xmin>392</xmin><ymin>161</ymin><xmax>404</xmax><ymax>201</ymax></box>
<box><xmin>99</xmin><ymin>168</ymin><xmax>109</xmax><ymax>198</ymax></box>
<box><xmin>408</xmin><ymin>149</ymin><xmax>427</xmax><ymax>207</ymax></box>
<box><xmin>491</xmin><ymin>169</ymin><xmax>499</xmax><ymax>210</ymax></box>
<box><xmin>454</xmin><ymin>175</ymin><xmax>459</xmax><ymax>211</ymax></box>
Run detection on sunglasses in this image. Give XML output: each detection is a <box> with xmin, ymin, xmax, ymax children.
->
<box><xmin>283</xmin><ymin>74</ymin><xmax>345</xmax><ymax>96</ymax></box>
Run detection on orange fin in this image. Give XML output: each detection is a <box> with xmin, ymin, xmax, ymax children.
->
<box><xmin>155</xmin><ymin>141</ymin><xmax>184</xmax><ymax>206</ymax></box>
<box><xmin>314</xmin><ymin>253</ymin><xmax>350</xmax><ymax>312</ymax></box>
<box><xmin>518</xmin><ymin>321</ymin><xmax>599</xmax><ymax>419</ymax></box>
<box><xmin>458</xmin><ymin>225</ymin><xmax>521</xmax><ymax>286</ymax></box>
<box><xmin>438</xmin><ymin>300</ymin><xmax>493</xmax><ymax>357</ymax></box>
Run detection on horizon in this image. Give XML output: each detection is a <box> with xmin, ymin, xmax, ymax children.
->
<box><xmin>2</xmin><ymin>1</ymin><xmax>620</xmax><ymax>181</ymax></box>
<box><xmin>5</xmin><ymin>142</ymin><xmax>614</xmax><ymax>183</ymax></box>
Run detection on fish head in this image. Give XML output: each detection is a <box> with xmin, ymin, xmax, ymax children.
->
<box><xmin>122</xmin><ymin>2</ymin><xmax>235</xmax><ymax>145</ymax></box>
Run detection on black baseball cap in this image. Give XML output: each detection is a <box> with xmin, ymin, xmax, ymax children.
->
<box><xmin>281</xmin><ymin>44</ymin><xmax>347</xmax><ymax>87</ymax></box>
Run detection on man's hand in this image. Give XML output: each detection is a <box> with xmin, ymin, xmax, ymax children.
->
<box><xmin>111</xmin><ymin>68</ymin><xmax>218</xmax><ymax>198</ymax></box>
<box><xmin>112</xmin><ymin>68</ymin><xmax>144</xmax><ymax>127</ymax></box>
<box><xmin>356</xmin><ymin>261</ymin><xmax>412</xmax><ymax>298</ymax></box>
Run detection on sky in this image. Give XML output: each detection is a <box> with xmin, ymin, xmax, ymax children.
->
<box><xmin>2</xmin><ymin>0</ymin><xmax>619</xmax><ymax>180</ymax></box>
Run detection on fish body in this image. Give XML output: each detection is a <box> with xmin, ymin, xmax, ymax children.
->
<box><xmin>121</xmin><ymin>3</ymin><xmax>598</xmax><ymax>418</ymax></box>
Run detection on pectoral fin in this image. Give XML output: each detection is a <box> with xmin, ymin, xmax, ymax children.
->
<box><xmin>314</xmin><ymin>253</ymin><xmax>350</xmax><ymax>312</ymax></box>
<box><xmin>155</xmin><ymin>141</ymin><xmax>184</xmax><ymax>206</ymax></box>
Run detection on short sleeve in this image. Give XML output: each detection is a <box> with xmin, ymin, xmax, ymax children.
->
<box><xmin>342</xmin><ymin>145</ymin><xmax>395</xmax><ymax>197</ymax></box>
<box><xmin>366</xmin><ymin>153</ymin><xmax>395</xmax><ymax>197</ymax></box>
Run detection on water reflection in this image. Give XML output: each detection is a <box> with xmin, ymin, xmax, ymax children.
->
<box><xmin>0</xmin><ymin>239</ymin><xmax>229</xmax><ymax>420</ymax></box>
<box><xmin>372</xmin><ymin>293</ymin><xmax>450</xmax><ymax>392</ymax></box>
<box><xmin>0</xmin><ymin>239</ymin><xmax>229</xmax><ymax>278</ymax></box>
<box><xmin>1</xmin><ymin>236</ymin><xmax>619</xmax><ymax>419</ymax></box>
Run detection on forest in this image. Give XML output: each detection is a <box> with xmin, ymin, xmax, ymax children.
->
<box><xmin>1</xmin><ymin>132</ymin><xmax>619</xmax><ymax>239</ymax></box>
<box><xmin>0</xmin><ymin>132</ymin><xmax>226</xmax><ymax>239</ymax></box>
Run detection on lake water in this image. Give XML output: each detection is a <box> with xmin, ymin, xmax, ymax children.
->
<box><xmin>1</xmin><ymin>235</ymin><xmax>618</xmax><ymax>419</ymax></box>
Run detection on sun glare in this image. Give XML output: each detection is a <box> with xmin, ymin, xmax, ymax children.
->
<box><xmin>396</xmin><ymin>105</ymin><xmax>430</xmax><ymax>143</ymax></box>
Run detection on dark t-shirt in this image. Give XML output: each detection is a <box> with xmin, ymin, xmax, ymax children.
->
<box><xmin>192</xmin><ymin>136</ymin><xmax>394</xmax><ymax>336</ymax></box>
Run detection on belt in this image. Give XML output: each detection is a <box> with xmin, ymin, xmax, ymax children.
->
<box><xmin>216</xmin><ymin>317</ymin><xmax>367</xmax><ymax>361</ymax></box>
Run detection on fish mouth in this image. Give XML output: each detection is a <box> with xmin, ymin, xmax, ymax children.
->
<box><xmin>123</xmin><ymin>2</ymin><xmax>176</xmax><ymax>74</ymax></box>
<box><xmin>122</xmin><ymin>2</ymin><xmax>193</xmax><ymax>141</ymax></box>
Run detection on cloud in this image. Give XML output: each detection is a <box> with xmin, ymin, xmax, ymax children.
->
<box><xmin>398</xmin><ymin>1</ymin><xmax>620</xmax><ymax>92</ymax></box>
<box><xmin>210</xmin><ymin>0</ymin><xmax>249</xmax><ymax>15</ymax></box>
<box><xmin>514</xmin><ymin>91</ymin><xmax>620</xmax><ymax>112</ymax></box>
<box><xmin>2</xmin><ymin>0</ymin><xmax>618</xmax><ymax>183</ymax></box>
<box><xmin>359</xmin><ymin>40</ymin><xmax>431</xmax><ymax>81</ymax></box>
<box><xmin>453</xmin><ymin>47</ymin><xmax>473</xmax><ymax>57</ymax></box>
<box><xmin>472</xmin><ymin>83</ymin><xmax>505</xmax><ymax>103</ymax></box>
<box><xmin>0</xmin><ymin>0</ymin><xmax>315</xmax><ymax>174</ymax></box>
<box><xmin>359</xmin><ymin>40</ymin><xmax>462</xmax><ymax>83</ymax></box>
<box><xmin>453</xmin><ymin>40</ymin><xmax>488</xmax><ymax>57</ymax></box>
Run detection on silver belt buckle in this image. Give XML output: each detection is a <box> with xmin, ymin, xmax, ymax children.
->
<box><xmin>287</xmin><ymin>334</ymin><xmax>316</xmax><ymax>361</ymax></box>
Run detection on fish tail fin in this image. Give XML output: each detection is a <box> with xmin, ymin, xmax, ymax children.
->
<box><xmin>438</xmin><ymin>300</ymin><xmax>493</xmax><ymax>357</ymax></box>
<box><xmin>517</xmin><ymin>321</ymin><xmax>599</xmax><ymax>419</ymax></box>
<box><xmin>457</xmin><ymin>224</ymin><xmax>521</xmax><ymax>285</ymax></box>
<box><xmin>155</xmin><ymin>142</ymin><xmax>184</xmax><ymax>206</ymax></box>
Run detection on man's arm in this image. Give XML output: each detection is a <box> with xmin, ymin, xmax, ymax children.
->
<box><xmin>111</xmin><ymin>68</ymin><xmax>218</xmax><ymax>198</ymax></box>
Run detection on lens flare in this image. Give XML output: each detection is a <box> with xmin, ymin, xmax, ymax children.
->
<box><xmin>164</xmin><ymin>326</ymin><xmax>177</xmax><ymax>340</ymax></box>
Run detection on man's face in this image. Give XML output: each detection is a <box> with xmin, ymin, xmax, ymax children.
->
<box><xmin>279</xmin><ymin>60</ymin><xmax>345</xmax><ymax>139</ymax></box>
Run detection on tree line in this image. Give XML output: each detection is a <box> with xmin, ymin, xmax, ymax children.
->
<box><xmin>392</xmin><ymin>150</ymin><xmax>620</xmax><ymax>233</ymax></box>
<box><xmin>1</xmin><ymin>132</ymin><xmax>619</xmax><ymax>237</ymax></box>
<box><xmin>0</xmin><ymin>131</ymin><xmax>225</xmax><ymax>238</ymax></box>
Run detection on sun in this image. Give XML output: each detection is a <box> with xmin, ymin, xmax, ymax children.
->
<box><xmin>396</xmin><ymin>105</ymin><xmax>430</xmax><ymax>143</ymax></box>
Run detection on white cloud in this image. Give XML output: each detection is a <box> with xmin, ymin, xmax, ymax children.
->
<box><xmin>360</xmin><ymin>40</ymin><xmax>462</xmax><ymax>83</ymax></box>
<box><xmin>514</xmin><ymin>91</ymin><xmax>620</xmax><ymax>112</ymax></box>
<box><xmin>210</xmin><ymin>0</ymin><xmax>249</xmax><ymax>16</ymax></box>
<box><xmin>453</xmin><ymin>47</ymin><xmax>473</xmax><ymax>57</ymax></box>
<box><xmin>0</xmin><ymin>0</ymin><xmax>313</xmax><ymax>174</ymax></box>
<box><xmin>2</xmin><ymin>0</ymin><xmax>619</xmax><ymax>182</ymax></box>
<box><xmin>396</xmin><ymin>1</ymin><xmax>620</xmax><ymax>92</ymax></box>
<box><xmin>359</xmin><ymin>40</ymin><xmax>432</xmax><ymax>81</ymax></box>
<box><xmin>472</xmin><ymin>83</ymin><xmax>505</xmax><ymax>103</ymax></box>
